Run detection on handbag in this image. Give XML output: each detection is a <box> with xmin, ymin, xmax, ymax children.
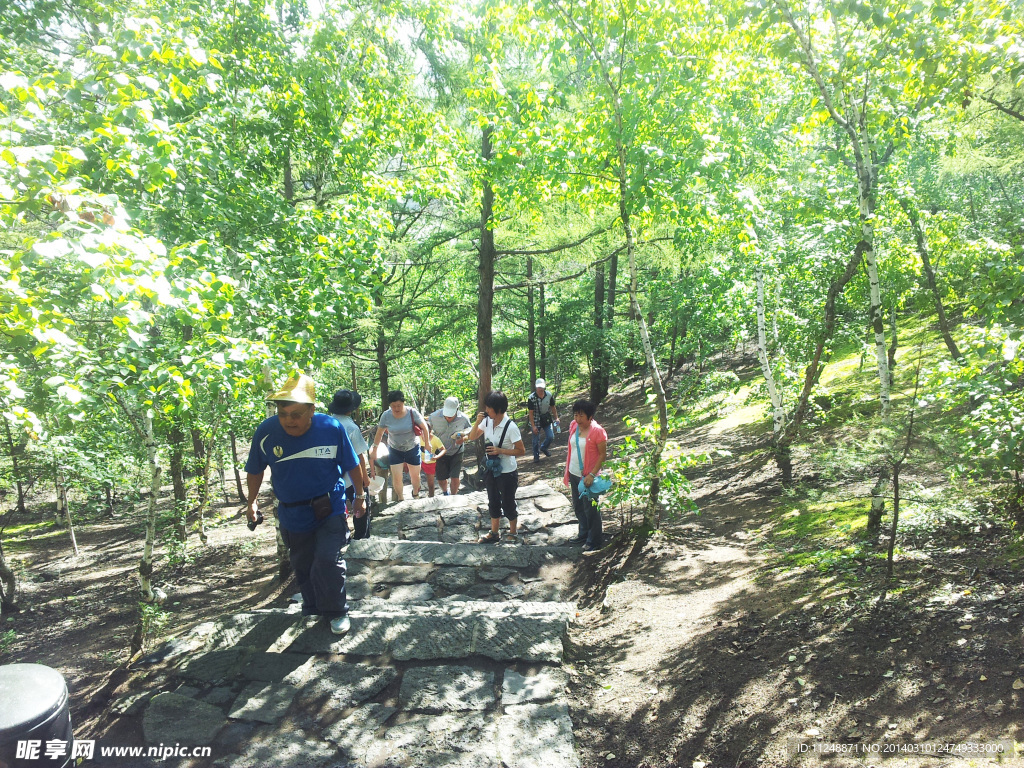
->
<box><xmin>485</xmin><ymin>418</ymin><xmax>512</xmax><ymax>477</ymax></box>
<box><xmin>574</xmin><ymin>428</ymin><xmax>611</xmax><ymax>500</ymax></box>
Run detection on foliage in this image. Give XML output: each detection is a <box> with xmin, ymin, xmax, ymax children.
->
<box><xmin>605</xmin><ymin>406</ymin><xmax>711</xmax><ymax>524</ymax></box>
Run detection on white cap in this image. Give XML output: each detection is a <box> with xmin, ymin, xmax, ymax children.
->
<box><xmin>442</xmin><ymin>396</ymin><xmax>459</xmax><ymax>417</ymax></box>
<box><xmin>535</xmin><ymin>378</ymin><xmax>546</xmax><ymax>389</ymax></box>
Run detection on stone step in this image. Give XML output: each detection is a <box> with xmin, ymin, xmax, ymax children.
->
<box><xmin>368</xmin><ymin>481</ymin><xmax>580</xmax><ymax>545</ymax></box>
<box><xmin>179</xmin><ymin>600</ymin><xmax>575</xmax><ymax>663</ymax></box>
<box><xmin>347</xmin><ymin>538</ymin><xmax>580</xmax><ymax>567</ymax></box>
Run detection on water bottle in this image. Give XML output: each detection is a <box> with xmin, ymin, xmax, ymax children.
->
<box><xmin>555</xmin><ymin>419</ymin><xmax>561</xmax><ymax>433</ymax></box>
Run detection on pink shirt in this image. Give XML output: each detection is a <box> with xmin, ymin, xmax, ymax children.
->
<box><xmin>563</xmin><ymin>420</ymin><xmax>608</xmax><ymax>485</ymax></box>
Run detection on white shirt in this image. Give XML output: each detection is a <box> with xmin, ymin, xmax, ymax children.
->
<box><xmin>482</xmin><ymin>415</ymin><xmax>522</xmax><ymax>474</ymax></box>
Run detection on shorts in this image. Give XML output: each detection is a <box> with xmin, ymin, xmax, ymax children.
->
<box><xmin>388</xmin><ymin>445</ymin><xmax>421</xmax><ymax>466</ymax></box>
<box><xmin>435</xmin><ymin>451</ymin><xmax>463</xmax><ymax>482</ymax></box>
<box><xmin>422</xmin><ymin>459</ymin><xmax>437</xmax><ymax>476</ymax></box>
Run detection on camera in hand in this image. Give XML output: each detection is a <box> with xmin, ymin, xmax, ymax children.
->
<box><xmin>247</xmin><ymin>511</ymin><xmax>264</xmax><ymax>531</ymax></box>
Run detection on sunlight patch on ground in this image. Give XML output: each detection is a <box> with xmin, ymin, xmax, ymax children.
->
<box><xmin>709</xmin><ymin>402</ymin><xmax>765</xmax><ymax>435</ymax></box>
<box><xmin>699</xmin><ymin>384</ymin><xmax>766</xmax><ymax>436</ymax></box>
<box><xmin>818</xmin><ymin>354</ymin><xmax>862</xmax><ymax>386</ymax></box>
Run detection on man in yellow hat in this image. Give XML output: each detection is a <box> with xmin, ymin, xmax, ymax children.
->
<box><xmin>244</xmin><ymin>373</ymin><xmax>364</xmax><ymax>635</ymax></box>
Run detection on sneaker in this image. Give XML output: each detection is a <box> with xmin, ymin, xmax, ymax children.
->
<box><xmin>533</xmin><ymin>457</ymin><xmax>540</xmax><ymax>463</ymax></box>
<box><xmin>582</xmin><ymin>543</ymin><xmax>600</xmax><ymax>553</ymax></box>
<box><xmin>572</xmin><ymin>536</ymin><xmax>587</xmax><ymax>544</ymax></box>
<box><xmin>479</xmin><ymin>532</ymin><xmax>501</xmax><ymax>544</ymax></box>
<box><xmin>543</xmin><ymin>449</ymin><xmax>551</xmax><ymax>458</ymax></box>
<box><xmin>330</xmin><ymin>615</ymin><xmax>351</xmax><ymax>635</ymax></box>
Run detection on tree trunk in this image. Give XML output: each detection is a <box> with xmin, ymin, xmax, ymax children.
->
<box><xmin>887</xmin><ymin>303</ymin><xmax>898</xmax><ymax>386</ymax></box>
<box><xmin>898</xmin><ymin>197</ymin><xmax>963</xmax><ymax>361</ymax></box>
<box><xmin>775</xmin><ymin>243</ymin><xmax>866</xmax><ymax>482</ymax></box>
<box><xmin>230</xmin><ymin>431</ymin><xmax>246</xmax><ymax>503</ymax></box>
<box><xmin>53</xmin><ymin>462</ymin><xmax>66</xmax><ymax>528</ymax></box>
<box><xmin>196</xmin><ymin>418</ymin><xmax>219</xmax><ymax>545</ymax></box>
<box><xmin>0</xmin><ymin>540</ymin><xmax>17</xmax><ymax>614</ymax></box>
<box><xmin>527</xmin><ymin>257</ymin><xmax>537</xmax><ymax>385</ymax></box>
<box><xmin>591</xmin><ymin>262</ymin><xmax>608</xmax><ymax>403</ymax></box>
<box><xmin>375</xmin><ymin>294</ymin><xmax>390</xmax><ymax>410</ymax></box>
<box><xmin>607</xmin><ymin>250</ymin><xmax>618</xmax><ymax>323</ymax></box>
<box><xmin>284</xmin><ymin>144</ymin><xmax>294</xmax><ymax>202</ymax></box>
<box><xmin>113</xmin><ymin>392</ymin><xmax>161</xmax><ymax>636</ymax></box>
<box><xmin>539</xmin><ymin>283</ymin><xmax>547</xmax><ymax>379</ymax></box>
<box><xmin>477</xmin><ymin>124</ymin><xmax>496</xmax><ymax>409</ymax></box>
<box><xmin>169</xmin><ymin>424</ymin><xmax>188</xmax><ymax>516</ymax></box>
<box><xmin>857</xmin><ymin>151</ymin><xmax>890</xmax><ymax>417</ymax></box>
<box><xmin>2</xmin><ymin>420</ymin><xmax>27</xmax><ymax>514</ymax></box>
<box><xmin>191</xmin><ymin>428</ymin><xmax>206</xmax><ymax>466</ymax></box>
<box><xmin>55</xmin><ymin>464</ymin><xmax>79</xmax><ymax>556</ymax></box>
<box><xmin>756</xmin><ymin>266</ymin><xmax>786</xmax><ymax>447</ymax></box>
<box><xmin>867</xmin><ymin>465</ymin><xmax>891</xmax><ymax>537</ymax></box>
<box><xmin>615</xmin><ymin>150</ymin><xmax>668</xmax><ymax>529</ymax></box>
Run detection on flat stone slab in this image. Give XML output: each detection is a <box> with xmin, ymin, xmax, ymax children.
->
<box><xmin>364</xmin><ymin>712</ymin><xmax>500</xmax><ymax>768</ymax></box>
<box><xmin>498</xmin><ymin>702</ymin><xmax>580</xmax><ymax>768</ymax></box>
<box><xmin>185</xmin><ymin>613</ymin><xmax>263</xmax><ymax>651</ymax></box>
<box><xmin>346</xmin><ymin>573</ymin><xmax>371</xmax><ymax>600</ymax></box>
<box><xmin>534</xmin><ymin>494</ymin><xmax>572</xmax><ymax>511</ymax></box>
<box><xmin>283</xmin><ymin>602</ymin><xmax>574</xmax><ymax>661</ymax></box>
<box><xmin>374</xmin><ymin>563</ymin><xmax>435</xmax><ymax>583</ymax></box>
<box><xmin>213</xmin><ymin>733</ymin><xmax>339</xmax><ymax>768</ymax></box>
<box><xmin>401</xmin><ymin>510</ymin><xmax>444</xmax><ymax>530</ymax></box>
<box><xmin>324</xmin><ymin>703</ymin><xmax>397</xmax><ymax>759</ymax></box>
<box><xmin>390</xmin><ymin>583</ymin><xmax>435</xmax><ymax>602</ymax></box>
<box><xmin>480</xmin><ymin>567</ymin><xmax>516</xmax><ymax>581</ymax></box>
<box><xmin>297</xmin><ymin>659</ymin><xmax>398</xmax><ymax>707</ymax></box>
<box><xmin>228</xmin><ymin>681</ymin><xmax>298</xmax><ymax>723</ymax></box>
<box><xmin>496</xmin><ymin>584</ymin><xmax>526</xmax><ymax>598</ymax></box>
<box><xmin>515</xmin><ymin>482</ymin><xmax>565</xmax><ymax>500</ymax></box>
<box><xmin>142</xmin><ymin>693</ymin><xmax>226</xmax><ymax>746</ymax></box>
<box><xmin>442</xmin><ymin>524</ymin><xmax>480</xmax><ymax>542</ymax></box>
<box><xmin>503</xmin><ymin>669</ymin><xmax>569</xmax><ymax>705</ymax></box>
<box><xmin>372</xmin><ymin>541</ymin><xmax>580</xmax><ymax>567</ymax></box>
<box><xmin>430</xmin><ymin>566</ymin><xmax>477</xmax><ymax>591</ymax></box>
<box><xmin>240</xmin><ymin>652</ymin><xmax>312</xmax><ymax>685</ymax></box>
<box><xmin>400</xmin><ymin>666</ymin><xmax>496</xmax><ymax>711</ymax></box>
<box><xmin>179</xmin><ymin>648</ymin><xmax>252</xmax><ymax>682</ymax></box>
<box><xmin>346</xmin><ymin>538</ymin><xmax>395</xmax><ymax>560</ymax></box>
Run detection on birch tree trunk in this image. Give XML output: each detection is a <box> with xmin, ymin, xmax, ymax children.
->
<box><xmin>859</xmin><ymin>164</ymin><xmax>891</xmax><ymax>416</ymax></box>
<box><xmin>757</xmin><ymin>266</ymin><xmax>786</xmax><ymax>446</ymax></box>
<box><xmin>230</xmin><ymin>430</ymin><xmax>246</xmax><ymax>503</ymax></box>
<box><xmin>617</xmin><ymin>151</ymin><xmax>668</xmax><ymax>528</ymax></box>
<box><xmin>55</xmin><ymin>463</ymin><xmax>79</xmax><ymax>556</ymax></box>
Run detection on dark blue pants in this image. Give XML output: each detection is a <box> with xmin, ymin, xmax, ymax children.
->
<box><xmin>569</xmin><ymin>473</ymin><xmax>602</xmax><ymax>547</ymax></box>
<box><xmin>533</xmin><ymin>424</ymin><xmax>554</xmax><ymax>459</ymax></box>
<box><xmin>280</xmin><ymin>513</ymin><xmax>349</xmax><ymax>617</ymax></box>
<box><xmin>345</xmin><ymin>486</ymin><xmax>371</xmax><ymax>540</ymax></box>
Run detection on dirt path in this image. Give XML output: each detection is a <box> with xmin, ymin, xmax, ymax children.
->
<box><xmin>545</xmin><ymin>379</ymin><xmax>1024</xmax><ymax>768</ymax></box>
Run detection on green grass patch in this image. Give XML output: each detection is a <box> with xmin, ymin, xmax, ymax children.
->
<box><xmin>1</xmin><ymin>520</ymin><xmax>56</xmax><ymax>538</ymax></box>
<box><xmin>764</xmin><ymin>495</ymin><xmax>881</xmax><ymax>579</ymax></box>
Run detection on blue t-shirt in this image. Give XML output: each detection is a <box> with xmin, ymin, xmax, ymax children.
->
<box><xmin>245</xmin><ymin>412</ymin><xmax>360</xmax><ymax>533</ymax></box>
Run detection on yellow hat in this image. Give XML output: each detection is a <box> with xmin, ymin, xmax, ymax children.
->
<box><xmin>267</xmin><ymin>374</ymin><xmax>316</xmax><ymax>404</ymax></box>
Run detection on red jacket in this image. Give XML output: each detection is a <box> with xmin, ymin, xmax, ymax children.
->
<box><xmin>563</xmin><ymin>419</ymin><xmax>608</xmax><ymax>485</ymax></box>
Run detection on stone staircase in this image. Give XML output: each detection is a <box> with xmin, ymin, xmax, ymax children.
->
<box><xmin>111</xmin><ymin>482</ymin><xmax>582</xmax><ymax>768</ymax></box>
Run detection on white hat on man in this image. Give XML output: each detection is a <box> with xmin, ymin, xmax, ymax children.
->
<box><xmin>442</xmin><ymin>396</ymin><xmax>460</xmax><ymax>417</ymax></box>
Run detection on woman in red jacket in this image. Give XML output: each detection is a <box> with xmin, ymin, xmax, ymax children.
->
<box><xmin>563</xmin><ymin>399</ymin><xmax>608</xmax><ymax>551</ymax></box>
